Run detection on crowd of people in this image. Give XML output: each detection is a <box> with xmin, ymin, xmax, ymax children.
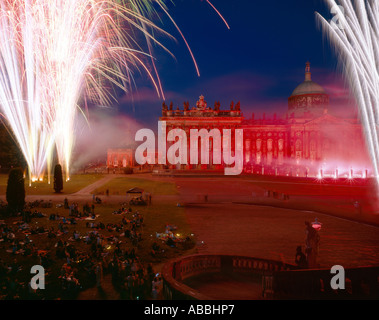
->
<box><xmin>0</xmin><ymin>218</ymin><xmax>53</xmax><ymax>299</ymax></box>
<box><xmin>0</xmin><ymin>196</ymin><xmax>186</xmax><ymax>300</ymax></box>
<box><xmin>109</xmin><ymin>251</ymin><xmax>162</xmax><ymax>300</ymax></box>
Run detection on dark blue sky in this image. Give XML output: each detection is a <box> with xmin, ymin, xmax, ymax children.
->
<box><xmin>114</xmin><ymin>0</ymin><xmax>354</xmax><ymax>127</ymax></box>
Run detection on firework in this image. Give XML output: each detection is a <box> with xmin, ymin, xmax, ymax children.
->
<box><xmin>316</xmin><ymin>0</ymin><xmax>379</xmax><ymax>195</ymax></box>
<box><xmin>0</xmin><ymin>0</ymin><xmax>171</xmax><ymax>182</ymax></box>
<box><xmin>0</xmin><ymin>0</ymin><xmax>229</xmax><ymax>183</ymax></box>
<box><xmin>205</xmin><ymin>0</ymin><xmax>230</xmax><ymax>29</ymax></box>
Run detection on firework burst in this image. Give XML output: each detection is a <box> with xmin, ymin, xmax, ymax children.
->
<box><xmin>316</xmin><ymin>0</ymin><xmax>379</xmax><ymax>196</ymax></box>
<box><xmin>0</xmin><ymin>0</ymin><xmax>229</xmax><ymax>183</ymax></box>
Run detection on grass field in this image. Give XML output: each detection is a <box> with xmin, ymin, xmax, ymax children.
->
<box><xmin>0</xmin><ymin>198</ymin><xmax>195</xmax><ymax>299</ymax></box>
<box><xmin>0</xmin><ymin>174</ymin><xmax>104</xmax><ymax>196</ymax></box>
<box><xmin>5</xmin><ymin>200</ymin><xmax>194</xmax><ymax>264</ymax></box>
<box><xmin>92</xmin><ymin>176</ymin><xmax>179</xmax><ymax>196</ymax></box>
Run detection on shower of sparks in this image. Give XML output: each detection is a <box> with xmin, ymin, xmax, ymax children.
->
<box><xmin>0</xmin><ymin>0</ymin><xmax>229</xmax><ymax>183</ymax></box>
<box><xmin>316</xmin><ymin>0</ymin><xmax>379</xmax><ymax>195</ymax></box>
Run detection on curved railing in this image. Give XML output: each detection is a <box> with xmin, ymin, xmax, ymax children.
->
<box><xmin>162</xmin><ymin>254</ymin><xmax>379</xmax><ymax>300</ymax></box>
<box><xmin>161</xmin><ymin>254</ymin><xmax>296</xmax><ymax>300</ymax></box>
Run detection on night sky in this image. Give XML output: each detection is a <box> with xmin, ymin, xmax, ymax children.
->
<box><xmin>110</xmin><ymin>0</ymin><xmax>357</xmax><ymax>128</ymax></box>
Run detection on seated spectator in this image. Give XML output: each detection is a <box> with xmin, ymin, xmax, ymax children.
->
<box><xmin>73</xmin><ymin>230</ymin><xmax>80</xmax><ymax>241</ymax></box>
<box><xmin>295</xmin><ymin>246</ymin><xmax>308</xmax><ymax>269</ymax></box>
<box><xmin>166</xmin><ymin>237</ymin><xmax>175</xmax><ymax>248</ymax></box>
<box><xmin>24</xmin><ymin>234</ymin><xmax>31</xmax><ymax>244</ymax></box>
<box><xmin>150</xmin><ymin>242</ymin><xmax>160</xmax><ymax>257</ymax></box>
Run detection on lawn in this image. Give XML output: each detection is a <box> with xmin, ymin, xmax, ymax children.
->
<box><xmin>92</xmin><ymin>176</ymin><xmax>179</xmax><ymax>196</ymax></box>
<box><xmin>0</xmin><ymin>198</ymin><xmax>196</xmax><ymax>299</ymax></box>
<box><xmin>0</xmin><ymin>174</ymin><xmax>104</xmax><ymax>196</ymax></box>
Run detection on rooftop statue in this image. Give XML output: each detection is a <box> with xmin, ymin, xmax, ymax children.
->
<box><xmin>196</xmin><ymin>95</ymin><xmax>207</xmax><ymax>110</ymax></box>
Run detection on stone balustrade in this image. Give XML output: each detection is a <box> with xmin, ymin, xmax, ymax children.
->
<box><xmin>161</xmin><ymin>254</ymin><xmax>379</xmax><ymax>300</ymax></box>
<box><xmin>161</xmin><ymin>254</ymin><xmax>296</xmax><ymax>300</ymax></box>
<box><xmin>162</xmin><ymin>109</ymin><xmax>242</xmax><ymax>118</ymax></box>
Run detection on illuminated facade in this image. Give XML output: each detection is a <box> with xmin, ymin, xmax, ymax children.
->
<box><xmin>241</xmin><ymin>62</ymin><xmax>370</xmax><ymax>177</ymax></box>
<box><xmin>107</xmin><ymin>148</ymin><xmax>134</xmax><ymax>169</ymax></box>
<box><xmin>108</xmin><ymin>62</ymin><xmax>371</xmax><ymax>177</ymax></box>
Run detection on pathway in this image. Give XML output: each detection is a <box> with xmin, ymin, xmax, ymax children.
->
<box><xmin>72</xmin><ymin>174</ymin><xmax>122</xmax><ymax>195</ymax></box>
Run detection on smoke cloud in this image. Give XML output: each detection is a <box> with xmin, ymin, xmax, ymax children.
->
<box><xmin>70</xmin><ymin>106</ymin><xmax>143</xmax><ymax>172</ymax></box>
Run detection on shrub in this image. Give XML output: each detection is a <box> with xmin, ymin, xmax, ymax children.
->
<box><xmin>6</xmin><ymin>167</ymin><xmax>25</xmax><ymax>212</ymax></box>
<box><xmin>54</xmin><ymin>164</ymin><xmax>63</xmax><ymax>193</ymax></box>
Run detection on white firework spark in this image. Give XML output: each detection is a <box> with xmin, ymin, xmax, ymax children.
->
<box><xmin>0</xmin><ymin>0</ymin><xmax>173</xmax><ymax>183</ymax></box>
<box><xmin>316</xmin><ymin>0</ymin><xmax>379</xmax><ymax>194</ymax></box>
<box><xmin>0</xmin><ymin>0</ymin><xmax>229</xmax><ymax>184</ymax></box>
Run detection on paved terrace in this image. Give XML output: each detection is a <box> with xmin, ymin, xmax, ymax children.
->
<box><xmin>167</xmin><ymin>175</ymin><xmax>379</xmax><ymax>299</ymax></box>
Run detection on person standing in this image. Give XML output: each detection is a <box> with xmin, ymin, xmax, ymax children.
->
<box><xmin>304</xmin><ymin>221</ymin><xmax>320</xmax><ymax>268</ymax></box>
<box><xmin>295</xmin><ymin>246</ymin><xmax>307</xmax><ymax>269</ymax></box>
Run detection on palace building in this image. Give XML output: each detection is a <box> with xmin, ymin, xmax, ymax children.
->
<box><xmin>107</xmin><ymin>62</ymin><xmax>371</xmax><ymax>178</ymax></box>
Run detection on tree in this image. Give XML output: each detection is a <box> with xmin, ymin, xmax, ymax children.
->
<box><xmin>6</xmin><ymin>167</ymin><xmax>25</xmax><ymax>212</ymax></box>
<box><xmin>54</xmin><ymin>164</ymin><xmax>63</xmax><ymax>193</ymax></box>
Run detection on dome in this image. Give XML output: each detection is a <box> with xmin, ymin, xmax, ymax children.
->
<box><xmin>291</xmin><ymin>80</ymin><xmax>325</xmax><ymax>96</ymax></box>
<box><xmin>288</xmin><ymin>62</ymin><xmax>329</xmax><ymax>117</ymax></box>
<box><xmin>290</xmin><ymin>62</ymin><xmax>326</xmax><ymax>96</ymax></box>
